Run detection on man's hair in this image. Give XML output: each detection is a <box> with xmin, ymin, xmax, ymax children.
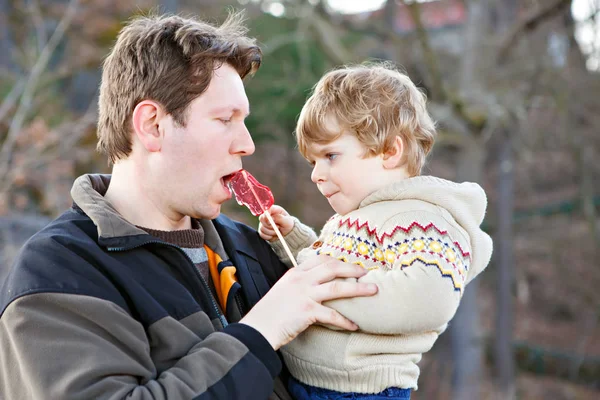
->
<box><xmin>97</xmin><ymin>12</ymin><xmax>261</xmax><ymax>163</ymax></box>
<box><xmin>296</xmin><ymin>62</ymin><xmax>436</xmax><ymax>176</ymax></box>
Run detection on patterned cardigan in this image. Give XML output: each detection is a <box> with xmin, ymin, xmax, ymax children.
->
<box><xmin>268</xmin><ymin>176</ymin><xmax>493</xmax><ymax>393</ymax></box>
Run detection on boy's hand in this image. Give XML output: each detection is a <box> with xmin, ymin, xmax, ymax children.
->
<box><xmin>258</xmin><ymin>205</ymin><xmax>295</xmax><ymax>241</ymax></box>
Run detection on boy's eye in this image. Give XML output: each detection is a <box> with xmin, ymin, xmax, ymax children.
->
<box><xmin>219</xmin><ymin>118</ymin><xmax>232</xmax><ymax>125</ymax></box>
<box><xmin>326</xmin><ymin>153</ymin><xmax>338</xmax><ymax>161</ymax></box>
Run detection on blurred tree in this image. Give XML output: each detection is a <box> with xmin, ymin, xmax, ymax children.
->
<box><xmin>247</xmin><ymin>1</ymin><xmax>596</xmax><ymax>398</ymax></box>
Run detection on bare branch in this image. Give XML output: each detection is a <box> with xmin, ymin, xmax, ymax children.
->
<box><xmin>0</xmin><ymin>96</ymin><xmax>98</xmax><ymax>194</ymax></box>
<box><xmin>399</xmin><ymin>0</ymin><xmax>448</xmax><ymax>103</ymax></box>
<box><xmin>262</xmin><ymin>32</ymin><xmax>307</xmax><ymax>56</ymax></box>
<box><xmin>26</xmin><ymin>0</ymin><xmax>47</xmax><ymax>53</ymax></box>
<box><xmin>0</xmin><ymin>77</ymin><xmax>26</xmax><ymax>124</ymax></box>
<box><xmin>312</xmin><ymin>1</ymin><xmax>411</xmax><ymax>55</ymax></box>
<box><xmin>0</xmin><ymin>0</ymin><xmax>79</xmax><ymax>183</ymax></box>
<box><xmin>310</xmin><ymin>9</ymin><xmax>354</xmax><ymax>64</ymax></box>
<box><xmin>497</xmin><ymin>0</ymin><xmax>572</xmax><ymax>64</ymax></box>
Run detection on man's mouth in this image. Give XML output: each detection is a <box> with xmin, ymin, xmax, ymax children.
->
<box><xmin>221</xmin><ymin>170</ymin><xmax>242</xmax><ymax>192</ymax></box>
<box><xmin>222</xmin><ymin>173</ymin><xmax>235</xmax><ymax>187</ymax></box>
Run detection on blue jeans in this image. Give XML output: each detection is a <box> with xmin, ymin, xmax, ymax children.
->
<box><xmin>288</xmin><ymin>377</ymin><xmax>411</xmax><ymax>400</ymax></box>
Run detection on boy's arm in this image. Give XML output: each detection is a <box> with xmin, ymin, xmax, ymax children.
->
<box><xmin>268</xmin><ymin>217</ymin><xmax>317</xmax><ymax>268</ymax></box>
<box><xmin>323</xmin><ymin>211</ymin><xmax>489</xmax><ymax>335</ymax></box>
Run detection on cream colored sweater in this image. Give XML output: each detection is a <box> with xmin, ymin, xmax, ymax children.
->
<box><xmin>268</xmin><ymin>176</ymin><xmax>493</xmax><ymax>393</ymax></box>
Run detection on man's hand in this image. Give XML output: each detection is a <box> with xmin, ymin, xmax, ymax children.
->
<box><xmin>239</xmin><ymin>255</ymin><xmax>378</xmax><ymax>350</ymax></box>
<box><xmin>258</xmin><ymin>205</ymin><xmax>295</xmax><ymax>241</ymax></box>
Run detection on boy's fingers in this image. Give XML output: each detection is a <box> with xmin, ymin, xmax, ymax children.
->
<box><xmin>269</xmin><ymin>205</ymin><xmax>288</xmax><ymax>217</ymax></box>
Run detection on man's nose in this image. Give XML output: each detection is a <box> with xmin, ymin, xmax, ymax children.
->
<box><xmin>231</xmin><ymin>123</ymin><xmax>255</xmax><ymax>156</ymax></box>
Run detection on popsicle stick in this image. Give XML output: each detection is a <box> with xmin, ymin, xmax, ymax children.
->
<box><xmin>241</xmin><ymin>171</ymin><xmax>299</xmax><ymax>268</ymax></box>
<box><xmin>263</xmin><ymin>209</ymin><xmax>299</xmax><ymax>268</ymax></box>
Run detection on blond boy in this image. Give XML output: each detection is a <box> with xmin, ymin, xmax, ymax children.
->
<box><xmin>259</xmin><ymin>63</ymin><xmax>493</xmax><ymax>399</ymax></box>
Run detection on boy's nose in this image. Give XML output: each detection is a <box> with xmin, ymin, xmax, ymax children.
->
<box><xmin>311</xmin><ymin>164</ymin><xmax>326</xmax><ymax>183</ymax></box>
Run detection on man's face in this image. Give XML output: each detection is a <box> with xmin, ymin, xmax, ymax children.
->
<box><xmin>153</xmin><ymin>63</ymin><xmax>254</xmax><ymax>220</ymax></box>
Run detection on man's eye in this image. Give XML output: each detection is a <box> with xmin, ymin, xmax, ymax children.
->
<box><xmin>219</xmin><ymin>118</ymin><xmax>232</xmax><ymax>125</ymax></box>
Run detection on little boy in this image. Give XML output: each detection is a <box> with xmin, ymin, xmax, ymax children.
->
<box><xmin>259</xmin><ymin>63</ymin><xmax>493</xmax><ymax>400</ymax></box>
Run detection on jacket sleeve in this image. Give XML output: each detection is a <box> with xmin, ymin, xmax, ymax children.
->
<box><xmin>323</xmin><ymin>212</ymin><xmax>471</xmax><ymax>335</ymax></box>
<box><xmin>0</xmin><ymin>291</ymin><xmax>280</xmax><ymax>400</ymax></box>
<box><xmin>268</xmin><ymin>217</ymin><xmax>317</xmax><ymax>268</ymax></box>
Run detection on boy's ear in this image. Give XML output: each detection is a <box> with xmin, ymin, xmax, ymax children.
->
<box><xmin>382</xmin><ymin>136</ymin><xmax>404</xmax><ymax>169</ymax></box>
<box><xmin>132</xmin><ymin>100</ymin><xmax>167</xmax><ymax>153</ymax></box>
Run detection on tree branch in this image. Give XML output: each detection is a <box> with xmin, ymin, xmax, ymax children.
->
<box><xmin>0</xmin><ymin>0</ymin><xmax>79</xmax><ymax>184</ymax></box>
<box><xmin>497</xmin><ymin>0</ymin><xmax>572</xmax><ymax>64</ymax></box>
<box><xmin>26</xmin><ymin>0</ymin><xmax>47</xmax><ymax>53</ymax></box>
<box><xmin>0</xmin><ymin>77</ymin><xmax>26</xmax><ymax>124</ymax></box>
<box><xmin>399</xmin><ymin>0</ymin><xmax>448</xmax><ymax>103</ymax></box>
<box><xmin>0</xmin><ymin>96</ymin><xmax>98</xmax><ymax>194</ymax></box>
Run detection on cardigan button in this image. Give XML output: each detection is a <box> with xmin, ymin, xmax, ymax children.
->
<box><xmin>312</xmin><ymin>240</ymin><xmax>323</xmax><ymax>249</ymax></box>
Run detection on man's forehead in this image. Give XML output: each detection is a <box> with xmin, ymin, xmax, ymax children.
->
<box><xmin>200</xmin><ymin>64</ymin><xmax>249</xmax><ymax>111</ymax></box>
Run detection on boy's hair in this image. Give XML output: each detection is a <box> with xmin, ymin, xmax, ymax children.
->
<box><xmin>296</xmin><ymin>63</ymin><xmax>436</xmax><ymax>176</ymax></box>
<box><xmin>97</xmin><ymin>12</ymin><xmax>261</xmax><ymax>164</ymax></box>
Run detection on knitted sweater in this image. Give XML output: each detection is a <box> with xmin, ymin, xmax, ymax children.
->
<box><xmin>269</xmin><ymin>176</ymin><xmax>493</xmax><ymax>393</ymax></box>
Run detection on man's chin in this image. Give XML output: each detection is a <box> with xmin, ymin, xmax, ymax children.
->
<box><xmin>205</xmin><ymin>207</ymin><xmax>222</xmax><ymax>220</ymax></box>
<box><xmin>192</xmin><ymin>205</ymin><xmax>222</xmax><ymax>220</ymax></box>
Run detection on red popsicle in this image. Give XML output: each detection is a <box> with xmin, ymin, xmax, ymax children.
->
<box><xmin>229</xmin><ymin>169</ymin><xmax>298</xmax><ymax>267</ymax></box>
<box><xmin>229</xmin><ymin>170</ymin><xmax>274</xmax><ymax>216</ymax></box>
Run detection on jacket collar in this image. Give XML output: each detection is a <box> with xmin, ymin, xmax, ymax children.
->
<box><xmin>71</xmin><ymin>174</ymin><xmax>150</xmax><ymax>247</ymax></box>
<box><xmin>70</xmin><ymin>174</ymin><xmax>256</xmax><ymax>262</ymax></box>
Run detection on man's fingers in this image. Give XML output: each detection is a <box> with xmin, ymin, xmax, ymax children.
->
<box><xmin>312</xmin><ymin>260</ymin><xmax>369</xmax><ymax>283</ymax></box>
<box><xmin>312</xmin><ymin>304</ymin><xmax>358</xmax><ymax>331</ymax></box>
<box><xmin>295</xmin><ymin>254</ymin><xmax>334</xmax><ymax>271</ymax></box>
<box><xmin>312</xmin><ymin>279</ymin><xmax>378</xmax><ymax>303</ymax></box>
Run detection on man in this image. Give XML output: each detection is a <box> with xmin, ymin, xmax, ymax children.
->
<box><xmin>0</xmin><ymin>12</ymin><xmax>377</xmax><ymax>399</ymax></box>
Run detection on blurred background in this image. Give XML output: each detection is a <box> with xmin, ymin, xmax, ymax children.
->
<box><xmin>0</xmin><ymin>0</ymin><xmax>599</xmax><ymax>398</ymax></box>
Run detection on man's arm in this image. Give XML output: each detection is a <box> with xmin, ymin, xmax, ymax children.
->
<box><xmin>240</xmin><ymin>255</ymin><xmax>378</xmax><ymax>350</ymax></box>
<box><xmin>0</xmin><ymin>292</ymin><xmax>280</xmax><ymax>400</ymax></box>
<box><xmin>0</xmin><ymin>254</ymin><xmax>377</xmax><ymax>400</ymax></box>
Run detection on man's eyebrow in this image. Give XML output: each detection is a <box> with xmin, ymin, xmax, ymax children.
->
<box><xmin>210</xmin><ymin>105</ymin><xmax>251</xmax><ymax>117</ymax></box>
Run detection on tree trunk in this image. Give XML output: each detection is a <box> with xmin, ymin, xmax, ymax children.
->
<box><xmin>494</xmin><ymin>133</ymin><xmax>516</xmax><ymax>399</ymax></box>
<box><xmin>452</xmin><ymin>140</ymin><xmax>486</xmax><ymax>400</ymax></box>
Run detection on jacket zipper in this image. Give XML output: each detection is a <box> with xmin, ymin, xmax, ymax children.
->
<box><xmin>107</xmin><ymin>240</ymin><xmax>228</xmax><ymax>328</ymax></box>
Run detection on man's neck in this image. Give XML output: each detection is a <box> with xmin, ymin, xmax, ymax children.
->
<box><xmin>104</xmin><ymin>164</ymin><xmax>192</xmax><ymax>231</ymax></box>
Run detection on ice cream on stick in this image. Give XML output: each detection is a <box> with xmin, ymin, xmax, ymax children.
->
<box><xmin>229</xmin><ymin>170</ymin><xmax>298</xmax><ymax>268</ymax></box>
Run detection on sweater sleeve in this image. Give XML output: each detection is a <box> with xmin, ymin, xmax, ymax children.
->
<box><xmin>323</xmin><ymin>211</ymin><xmax>472</xmax><ymax>335</ymax></box>
<box><xmin>0</xmin><ymin>292</ymin><xmax>280</xmax><ymax>400</ymax></box>
<box><xmin>268</xmin><ymin>217</ymin><xmax>318</xmax><ymax>268</ymax></box>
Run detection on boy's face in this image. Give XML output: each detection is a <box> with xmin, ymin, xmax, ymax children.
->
<box><xmin>307</xmin><ymin>127</ymin><xmax>391</xmax><ymax>216</ymax></box>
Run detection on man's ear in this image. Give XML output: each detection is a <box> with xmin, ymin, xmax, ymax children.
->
<box><xmin>382</xmin><ymin>136</ymin><xmax>404</xmax><ymax>169</ymax></box>
<box><xmin>132</xmin><ymin>100</ymin><xmax>166</xmax><ymax>153</ymax></box>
